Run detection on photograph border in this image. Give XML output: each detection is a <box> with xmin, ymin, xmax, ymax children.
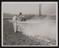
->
<box><xmin>1</xmin><ymin>1</ymin><xmax>58</xmax><ymax>47</ymax></box>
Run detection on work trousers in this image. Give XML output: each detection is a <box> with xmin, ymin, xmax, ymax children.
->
<box><xmin>13</xmin><ymin>21</ymin><xmax>22</xmax><ymax>32</ymax></box>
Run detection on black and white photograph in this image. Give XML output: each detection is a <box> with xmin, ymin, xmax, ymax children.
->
<box><xmin>1</xmin><ymin>2</ymin><xmax>58</xmax><ymax>47</ymax></box>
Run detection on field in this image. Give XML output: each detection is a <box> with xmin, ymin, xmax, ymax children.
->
<box><xmin>3</xmin><ymin>19</ymin><xmax>42</xmax><ymax>45</ymax></box>
<box><xmin>3</xmin><ymin>13</ymin><xmax>56</xmax><ymax>46</ymax></box>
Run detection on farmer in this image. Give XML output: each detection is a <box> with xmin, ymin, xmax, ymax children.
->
<box><xmin>12</xmin><ymin>12</ymin><xmax>24</xmax><ymax>32</ymax></box>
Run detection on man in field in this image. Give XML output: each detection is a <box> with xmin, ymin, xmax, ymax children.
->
<box><xmin>12</xmin><ymin>12</ymin><xmax>24</xmax><ymax>32</ymax></box>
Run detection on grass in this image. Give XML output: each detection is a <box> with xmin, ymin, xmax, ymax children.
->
<box><xmin>3</xmin><ymin>16</ymin><xmax>56</xmax><ymax>46</ymax></box>
<box><xmin>3</xmin><ymin>19</ymin><xmax>41</xmax><ymax>45</ymax></box>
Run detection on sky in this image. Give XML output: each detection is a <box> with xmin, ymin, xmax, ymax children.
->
<box><xmin>2</xmin><ymin>2</ymin><xmax>57</xmax><ymax>15</ymax></box>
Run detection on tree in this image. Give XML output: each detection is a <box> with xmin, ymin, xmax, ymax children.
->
<box><xmin>39</xmin><ymin>4</ymin><xmax>42</xmax><ymax>16</ymax></box>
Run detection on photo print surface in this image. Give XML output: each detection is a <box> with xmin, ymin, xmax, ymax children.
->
<box><xmin>1</xmin><ymin>2</ymin><xmax>58</xmax><ymax>47</ymax></box>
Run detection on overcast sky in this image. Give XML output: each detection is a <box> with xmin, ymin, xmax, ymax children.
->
<box><xmin>2</xmin><ymin>2</ymin><xmax>57</xmax><ymax>15</ymax></box>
